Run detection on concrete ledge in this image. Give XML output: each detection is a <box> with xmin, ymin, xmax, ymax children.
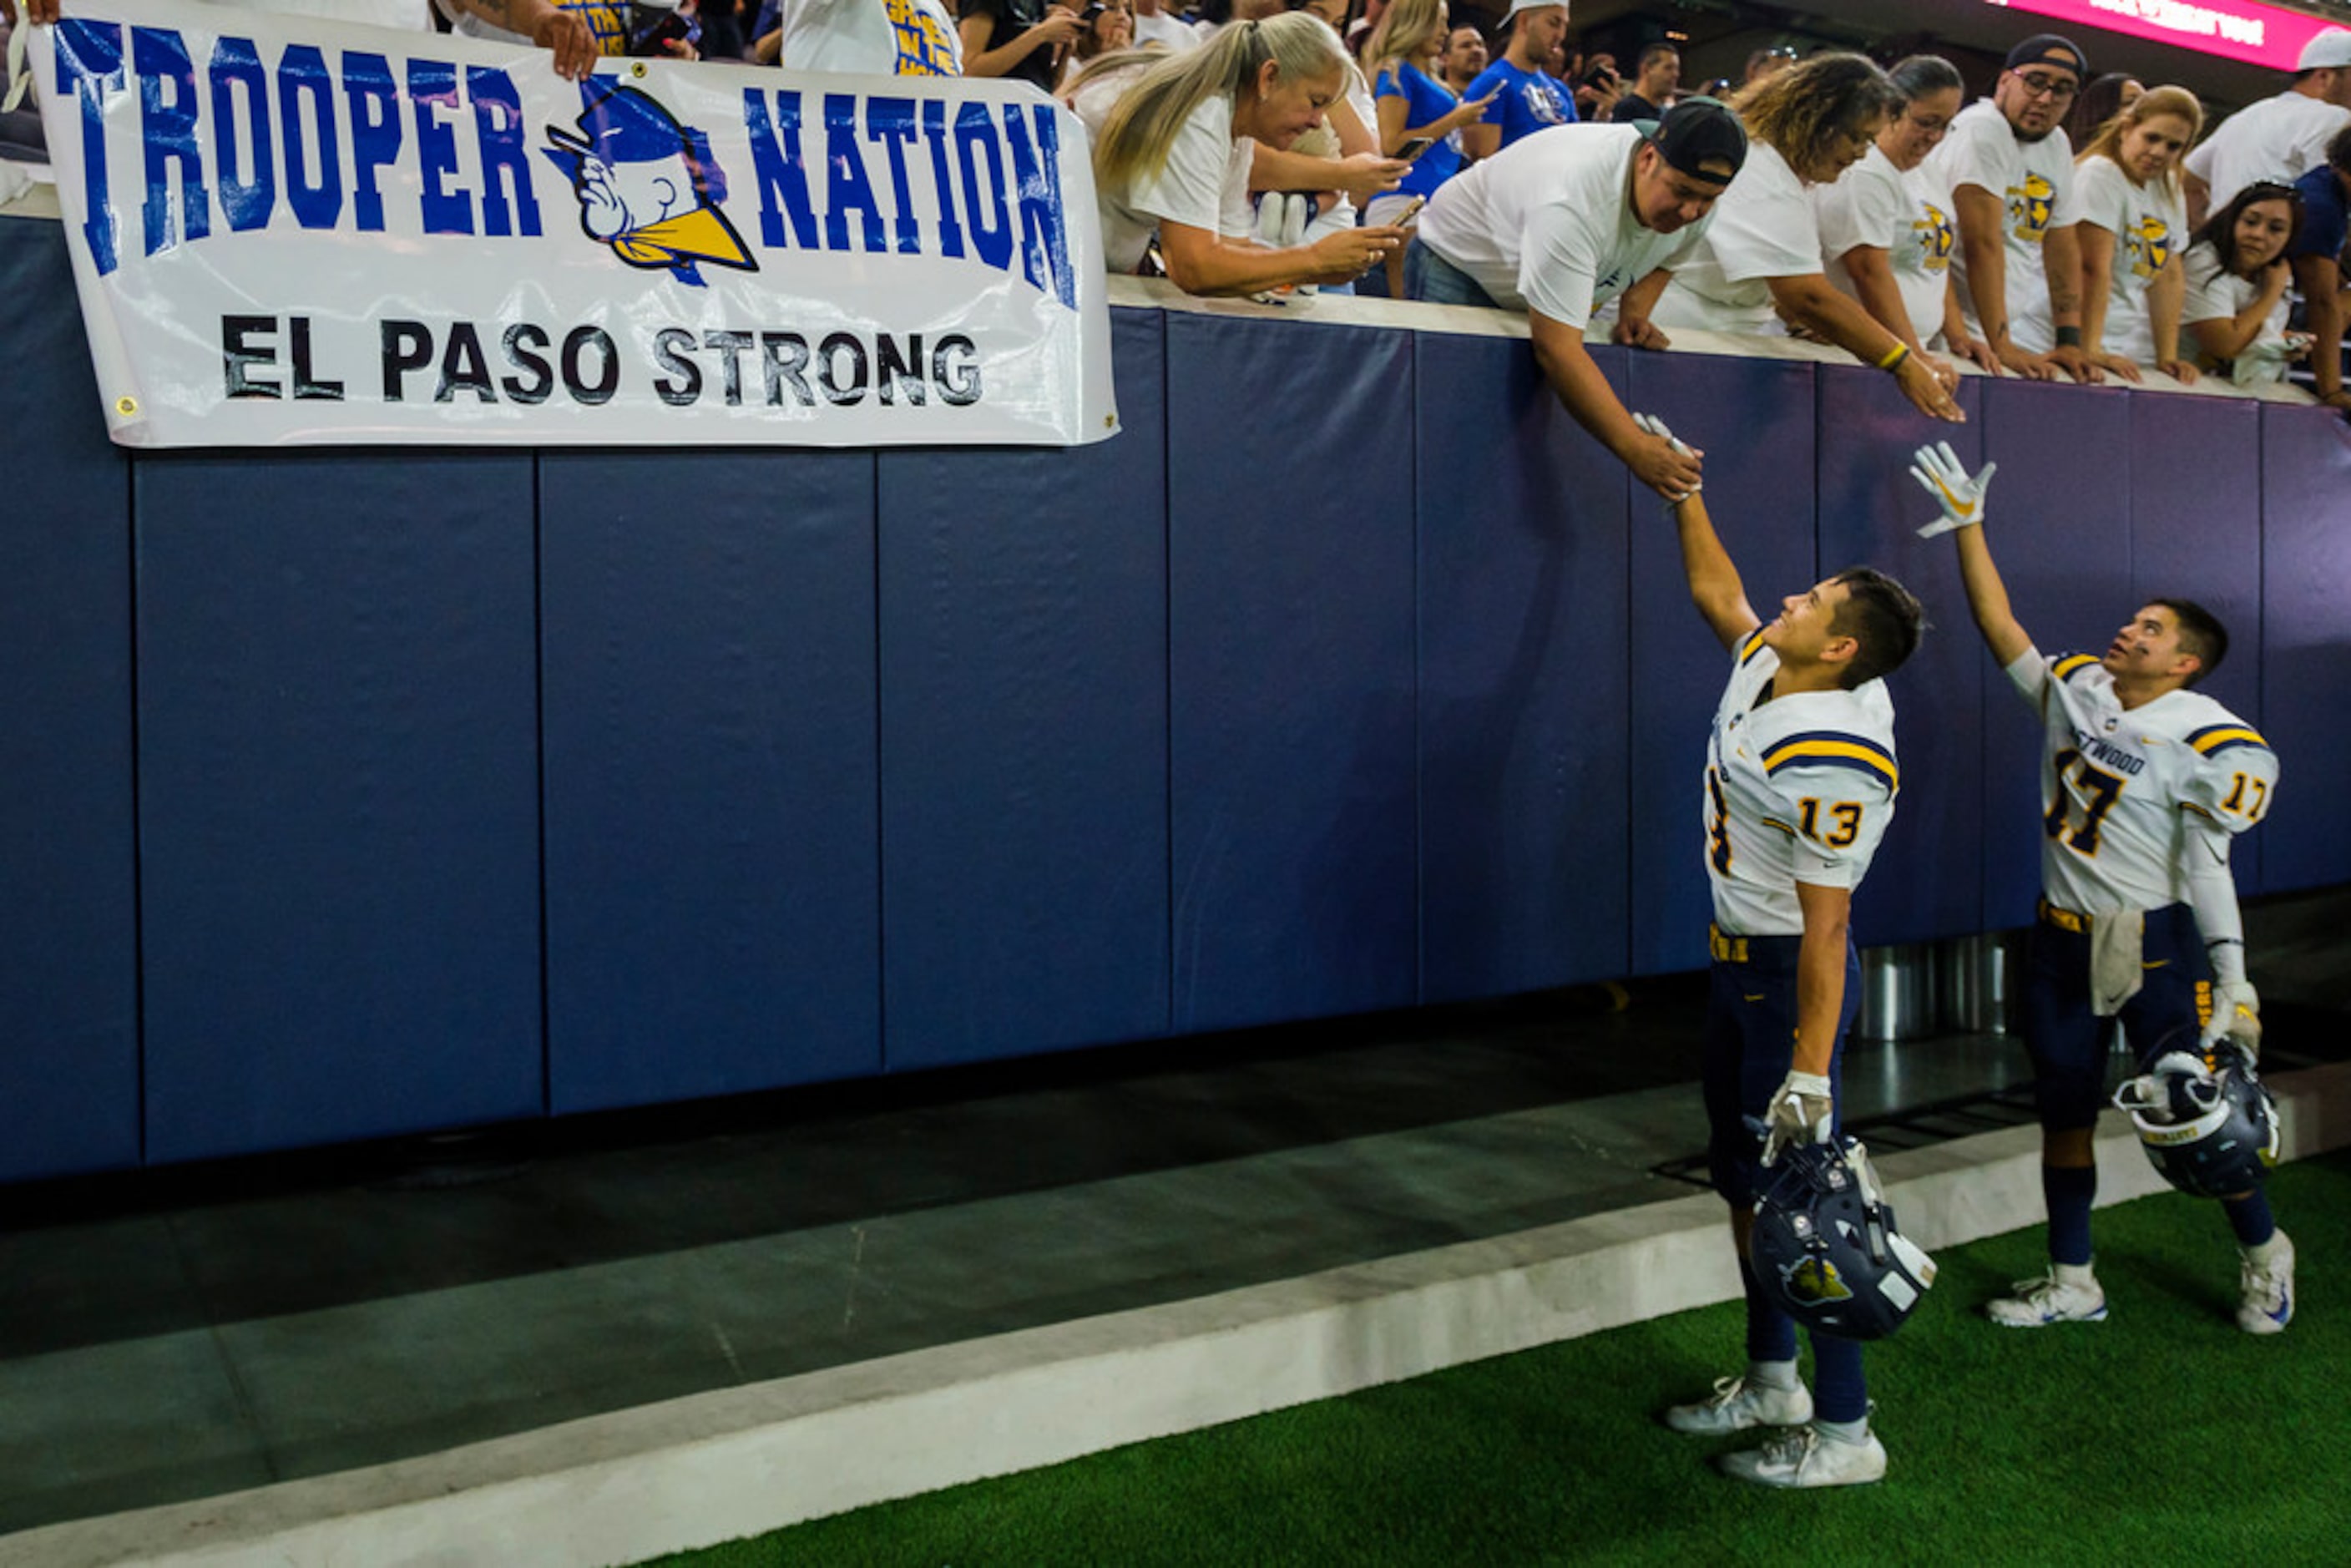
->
<box><xmin>12</xmin><ymin>1060</ymin><xmax>2346</xmax><ymax>1568</ymax></box>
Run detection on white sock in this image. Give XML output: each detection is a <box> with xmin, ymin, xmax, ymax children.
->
<box><xmin>1813</xmin><ymin>1414</ymin><xmax>1870</xmax><ymax>1445</ymax></box>
<box><xmin>2054</xmin><ymin>1260</ymin><xmax>2098</xmax><ymax>1288</ymax></box>
<box><xmin>2246</xmin><ymin>1232</ymin><xmax>2289</xmax><ymax>1267</ymax></box>
<box><xmin>1747</xmin><ymin>1358</ymin><xmax>1800</xmax><ymax>1392</ymax></box>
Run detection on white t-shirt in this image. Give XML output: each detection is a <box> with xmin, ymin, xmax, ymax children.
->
<box><xmin>1097</xmin><ymin>94</ymin><xmax>1254</xmax><ymax>273</ymax></box>
<box><xmin>1651</xmin><ymin>140</ymin><xmax>1818</xmax><ymax>334</ymax></box>
<box><xmin>2182</xmin><ymin>245</ymin><xmax>2295</xmax><ymax>382</ymax></box>
<box><xmin>1705</xmin><ymin>632</ymin><xmax>1899</xmax><ymax>938</ymax></box>
<box><xmin>238</xmin><ymin>0</ymin><xmax>432</xmax><ymax>28</ymax></box>
<box><xmin>2182</xmin><ymin>90</ymin><xmax>2351</xmax><ymax>215</ymax></box>
<box><xmin>780</xmin><ymin>0</ymin><xmax>962</xmax><ymax>76</ymax></box>
<box><xmin>1926</xmin><ymin>99</ymin><xmax>2081</xmax><ymax>352</ymax></box>
<box><xmin>1302</xmin><ymin>58</ymin><xmax>1373</xmax><ymax>245</ymax></box>
<box><xmin>442</xmin><ymin>0</ymin><xmax>624</xmax><ymax>52</ymax></box>
<box><xmin>1413</xmin><ymin>123</ymin><xmax>1714</xmax><ymax>323</ymax></box>
<box><xmin>1814</xmin><ymin>144</ymin><xmax>1957</xmax><ymax>346</ymax></box>
<box><xmin>1130</xmin><ymin>9</ymin><xmax>1199</xmax><ymax>52</ymax></box>
<box><xmin>2038</xmin><ymin>154</ymin><xmax>2184</xmax><ymax>365</ymax></box>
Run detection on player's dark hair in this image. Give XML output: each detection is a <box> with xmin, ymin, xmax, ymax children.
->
<box><xmin>1829</xmin><ymin>568</ymin><xmax>1924</xmax><ymax>688</ymax></box>
<box><xmin>2150</xmin><ymin>597</ymin><xmax>2228</xmax><ymax>682</ymax></box>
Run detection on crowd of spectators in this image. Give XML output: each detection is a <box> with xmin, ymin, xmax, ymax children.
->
<box><xmin>3</xmin><ymin>0</ymin><xmax>2348</xmax><ymax>430</ymax></box>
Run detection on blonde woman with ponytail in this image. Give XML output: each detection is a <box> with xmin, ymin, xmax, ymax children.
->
<box><xmin>1094</xmin><ymin>13</ymin><xmax>1409</xmax><ymax>295</ymax></box>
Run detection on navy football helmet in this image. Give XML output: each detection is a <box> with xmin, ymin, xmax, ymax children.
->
<box><xmin>1747</xmin><ymin>1136</ymin><xmax>1937</xmax><ymax>1342</ymax></box>
<box><xmin>2113</xmin><ymin>1044</ymin><xmax>2280</xmax><ymax>1200</ymax></box>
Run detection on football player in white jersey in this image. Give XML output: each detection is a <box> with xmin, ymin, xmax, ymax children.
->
<box><xmin>1642</xmin><ymin>416</ymin><xmax>1924</xmax><ymax>1490</ymax></box>
<box><xmin>1913</xmin><ymin>443</ymin><xmax>2292</xmax><ymax>1336</ymax></box>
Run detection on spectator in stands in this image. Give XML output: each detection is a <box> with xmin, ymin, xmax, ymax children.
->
<box><xmin>768</xmin><ymin>0</ymin><xmax>962</xmax><ymax>70</ymax></box>
<box><xmin>1927</xmin><ymin>33</ymin><xmax>2100</xmax><ymax>382</ymax></box>
<box><xmin>2287</xmin><ymin>125</ymin><xmax>2351</xmax><ymax>412</ymax></box>
<box><xmin>442</xmin><ymin>0</ymin><xmax>690</xmax><ymax>64</ymax></box>
<box><xmin>961</xmin><ymin>0</ymin><xmax>1085</xmax><ymax>90</ymax></box>
<box><xmin>1363</xmin><ymin>0</ymin><xmax>1495</xmax><ymax>294</ymax></box>
<box><xmin>1649</xmin><ymin>56</ymin><xmax>1965</xmax><ymax>424</ymax></box>
<box><xmin>1814</xmin><ymin>54</ymin><xmax>1999</xmax><ymax>378</ymax></box>
<box><xmin>2183</xmin><ymin>29</ymin><xmax>2351</xmax><ymax>228</ymax></box>
<box><xmin>1409</xmin><ymin>101</ymin><xmax>1746</xmax><ymax>498</ymax></box>
<box><xmin>1271</xmin><ymin>0</ymin><xmax>1385</xmax><ymax>294</ymax></box>
<box><xmin>1062</xmin><ymin>0</ymin><xmax>1134</xmax><ymax>83</ymax></box>
<box><xmin>1610</xmin><ymin>40</ymin><xmax>1678</xmax><ymax>124</ymax></box>
<box><xmin>2062</xmin><ymin>85</ymin><xmax>2202</xmax><ymax>383</ymax></box>
<box><xmin>3</xmin><ymin>0</ymin><xmax>600</xmax><ymax>76</ymax></box>
<box><xmin>1438</xmin><ymin>23</ymin><xmax>1487</xmax><ymax>98</ymax></box>
<box><xmin>2182</xmin><ymin>181</ymin><xmax>2311</xmax><ymax>385</ymax></box>
<box><xmin>1574</xmin><ymin>51</ymin><xmax>1622</xmax><ymax>124</ymax></box>
<box><xmin>2062</xmin><ymin>72</ymin><xmax>2141</xmax><ymax>150</ymax></box>
<box><xmin>1460</xmin><ymin>0</ymin><xmax>1575</xmax><ymax>159</ymax></box>
<box><xmin>1092</xmin><ymin>13</ymin><xmax>1407</xmax><ymax>294</ymax></box>
<box><xmin>1131</xmin><ymin>0</ymin><xmax>1197</xmax><ymax>51</ymax></box>
<box><xmin>1742</xmin><ymin>44</ymin><xmax>1795</xmax><ymax>89</ymax></box>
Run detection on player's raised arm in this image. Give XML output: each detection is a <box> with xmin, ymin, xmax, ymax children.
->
<box><xmin>1638</xmin><ymin>414</ymin><xmax>1758</xmax><ymax>651</ymax></box>
<box><xmin>1910</xmin><ymin>442</ymin><xmax>2032</xmax><ymax>667</ymax></box>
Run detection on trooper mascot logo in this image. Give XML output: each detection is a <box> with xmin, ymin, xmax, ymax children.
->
<box><xmin>543</xmin><ymin>78</ymin><xmax>758</xmax><ymax>286</ymax></box>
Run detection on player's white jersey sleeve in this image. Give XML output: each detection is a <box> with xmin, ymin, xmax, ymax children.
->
<box><xmin>2178</xmin><ymin>709</ymin><xmax>2279</xmax><ymax>839</ymax></box>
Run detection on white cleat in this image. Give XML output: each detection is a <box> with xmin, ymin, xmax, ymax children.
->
<box><xmin>1718</xmin><ymin>1423</ymin><xmax>1887</xmax><ymax>1489</ymax></box>
<box><xmin>2238</xmin><ymin>1232</ymin><xmax>2294</xmax><ymax>1336</ymax></box>
<box><xmin>1985</xmin><ymin>1270</ymin><xmax>2108</xmax><ymax>1328</ymax></box>
<box><xmin>1661</xmin><ymin>1375</ymin><xmax>1813</xmax><ymax>1434</ymax></box>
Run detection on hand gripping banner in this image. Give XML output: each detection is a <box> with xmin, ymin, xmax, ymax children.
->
<box><xmin>20</xmin><ymin>0</ymin><xmax>1120</xmax><ymax>447</ymax></box>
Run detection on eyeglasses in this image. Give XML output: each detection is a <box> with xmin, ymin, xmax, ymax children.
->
<box><xmin>2012</xmin><ymin>71</ymin><xmax>2079</xmax><ymax>101</ymax></box>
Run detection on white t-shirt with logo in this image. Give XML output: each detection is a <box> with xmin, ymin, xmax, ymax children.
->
<box><xmin>1096</xmin><ymin>94</ymin><xmax>1255</xmax><ymax>274</ymax></box>
<box><xmin>2182</xmin><ymin>90</ymin><xmax>2351</xmax><ymax>215</ymax></box>
<box><xmin>1650</xmin><ymin>140</ymin><xmax>1818</xmax><ymax>334</ymax></box>
<box><xmin>1413</xmin><ymin>123</ymin><xmax>1714</xmax><ymax>323</ymax></box>
<box><xmin>1814</xmin><ymin>144</ymin><xmax>1958</xmax><ymax>346</ymax></box>
<box><xmin>2182</xmin><ymin>244</ymin><xmax>2296</xmax><ymax>383</ymax></box>
<box><xmin>1926</xmin><ymin>99</ymin><xmax>2081</xmax><ymax>352</ymax></box>
<box><xmin>2031</xmin><ymin>154</ymin><xmax>2184</xmax><ymax>364</ymax></box>
<box><xmin>781</xmin><ymin>0</ymin><xmax>963</xmax><ymax>76</ymax></box>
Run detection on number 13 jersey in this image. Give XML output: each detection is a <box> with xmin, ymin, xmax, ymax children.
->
<box><xmin>2008</xmin><ymin>649</ymin><xmax>2279</xmax><ymax>916</ymax></box>
<box><xmin>1704</xmin><ymin>632</ymin><xmax>1900</xmax><ymax>937</ymax></box>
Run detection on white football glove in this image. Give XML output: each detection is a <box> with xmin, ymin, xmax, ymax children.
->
<box><xmin>1909</xmin><ymin>441</ymin><xmax>1997</xmax><ymax>539</ymax></box>
<box><xmin>1760</xmin><ymin>1070</ymin><xmax>1833</xmax><ymax>1167</ymax></box>
<box><xmin>2201</xmin><ymin>980</ymin><xmax>2263</xmax><ymax>1060</ymax></box>
<box><xmin>1631</xmin><ymin>412</ymin><xmax>1701</xmax><ymax>500</ymax></box>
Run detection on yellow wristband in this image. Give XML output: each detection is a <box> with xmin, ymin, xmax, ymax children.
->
<box><xmin>1876</xmin><ymin>342</ymin><xmax>1911</xmax><ymax>372</ymax></box>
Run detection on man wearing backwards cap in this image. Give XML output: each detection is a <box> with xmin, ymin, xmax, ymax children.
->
<box><xmin>2182</xmin><ymin>29</ymin><xmax>2351</xmax><ymax>227</ymax></box>
<box><xmin>1460</xmin><ymin>0</ymin><xmax>1578</xmax><ymax>162</ymax></box>
<box><xmin>1927</xmin><ymin>33</ymin><xmax>2103</xmax><ymax>382</ymax></box>
<box><xmin>1412</xmin><ymin>100</ymin><xmax>1745</xmax><ymax>498</ymax></box>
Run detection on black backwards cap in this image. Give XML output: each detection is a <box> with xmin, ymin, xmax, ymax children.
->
<box><xmin>1641</xmin><ymin>98</ymin><xmax>1747</xmax><ymax>187</ymax></box>
<box><xmin>2005</xmin><ymin>33</ymin><xmax>2088</xmax><ymax>80</ymax></box>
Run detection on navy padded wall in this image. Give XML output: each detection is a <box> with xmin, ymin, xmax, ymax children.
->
<box><xmin>2257</xmin><ymin>404</ymin><xmax>2351</xmax><ymax>891</ymax></box>
<box><xmin>539</xmin><ymin>452</ymin><xmax>882</xmax><ymax>1114</ymax></box>
<box><xmin>1622</xmin><ymin>353</ymin><xmax>1818</xmax><ymax>974</ymax></box>
<box><xmin>1415</xmin><ymin>331</ymin><xmax>1631</xmax><ymax>1000</ymax></box>
<box><xmin>1971</xmin><ymin>381</ymin><xmax>2134</xmax><ymax>928</ymax></box>
<box><xmin>2130</xmin><ymin>396</ymin><xmax>2264</xmax><ymax>895</ymax></box>
<box><xmin>1816</xmin><ymin>366</ymin><xmax>1988</xmax><ymax>944</ymax></box>
<box><xmin>135</xmin><ymin>454</ymin><xmax>543</xmax><ymax>1161</ymax></box>
<box><xmin>1165</xmin><ymin>314</ymin><xmax>1418</xmax><ymax>1032</ymax></box>
<box><xmin>0</xmin><ymin>218</ymin><xmax>139</xmax><ymax>1181</ymax></box>
<box><xmin>876</xmin><ymin>310</ymin><xmax>1170</xmax><ymax>1070</ymax></box>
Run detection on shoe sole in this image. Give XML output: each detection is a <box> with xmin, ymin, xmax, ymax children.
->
<box><xmin>1985</xmin><ymin>1306</ymin><xmax>2108</xmax><ymax>1327</ymax></box>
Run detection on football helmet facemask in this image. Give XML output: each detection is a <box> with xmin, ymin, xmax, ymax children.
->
<box><xmin>1747</xmin><ymin>1136</ymin><xmax>1937</xmax><ymax>1342</ymax></box>
<box><xmin>2113</xmin><ymin>1043</ymin><xmax>2281</xmax><ymax>1200</ymax></box>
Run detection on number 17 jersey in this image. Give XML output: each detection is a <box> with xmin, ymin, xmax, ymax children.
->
<box><xmin>2009</xmin><ymin>650</ymin><xmax>2279</xmax><ymax>916</ymax></box>
<box><xmin>1704</xmin><ymin>632</ymin><xmax>1900</xmax><ymax>937</ymax></box>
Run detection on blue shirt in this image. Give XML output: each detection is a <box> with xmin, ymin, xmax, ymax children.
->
<box><xmin>2289</xmin><ymin>164</ymin><xmax>2348</xmax><ymax>263</ymax></box>
<box><xmin>1375</xmin><ymin>62</ymin><xmax>1466</xmax><ymax>201</ymax></box>
<box><xmin>1465</xmin><ymin>58</ymin><xmax>1578</xmax><ymax>151</ymax></box>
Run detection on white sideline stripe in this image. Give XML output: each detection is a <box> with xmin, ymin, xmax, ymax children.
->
<box><xmin>11</xmin><ymin>1060</ymin><xmax>2346</xmax><ymax>1568</ymax></box>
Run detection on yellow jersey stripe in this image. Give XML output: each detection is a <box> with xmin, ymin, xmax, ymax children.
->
<box><xmin>2189</xmin><ymin>724</ymin><xmax>2269</xmax><ymax>756</ymax></box>
<box><xmin>1762</xmin><ymin>736</ymin><xmax>1898</xmax><ymax>792</ymax></box>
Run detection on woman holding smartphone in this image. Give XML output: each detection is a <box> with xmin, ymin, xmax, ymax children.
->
<box><xmin>1362</xmin><ymin>0</ymin><xmax>1496</xmax><ymax>295</ymax></box>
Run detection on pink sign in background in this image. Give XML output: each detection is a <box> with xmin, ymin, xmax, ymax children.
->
<box><xmin>1989</xmin><ymin>0</ymin><xmax>2345</xmax><ymax>71</ymax></box>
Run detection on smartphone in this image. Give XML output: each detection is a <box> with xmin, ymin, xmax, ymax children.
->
<box><xmin>625</xmin><ymin>1</ymin><xmax>697</xmax><ymax>56</ymax></box>
<box><xmin>1391</xmin><ymin>195</ymin><xmax>1427</xmax><ymax>230</ymax></box>
<box><xmin>1397</xmin><ymin>136</ymin><xmax>1438</xmax><ymax>163</ymax></box>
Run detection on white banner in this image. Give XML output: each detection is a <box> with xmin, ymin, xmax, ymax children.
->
<box><xmin>22</xmin><ymin>0</ymin><xmax>1119</xmax><ymax>447</ymax></box>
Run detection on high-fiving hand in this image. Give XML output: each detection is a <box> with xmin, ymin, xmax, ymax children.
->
<box><xmin>1909</xmin><ymin>441</ymin><xmax>1997</xmax><ymax>539</ymax></box>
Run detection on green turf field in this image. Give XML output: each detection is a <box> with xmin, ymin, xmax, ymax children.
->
<box><xmin>645</xmin><ymin>1148</ymin><xmax>2346</xmax><ymax>1566</ymax></box>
